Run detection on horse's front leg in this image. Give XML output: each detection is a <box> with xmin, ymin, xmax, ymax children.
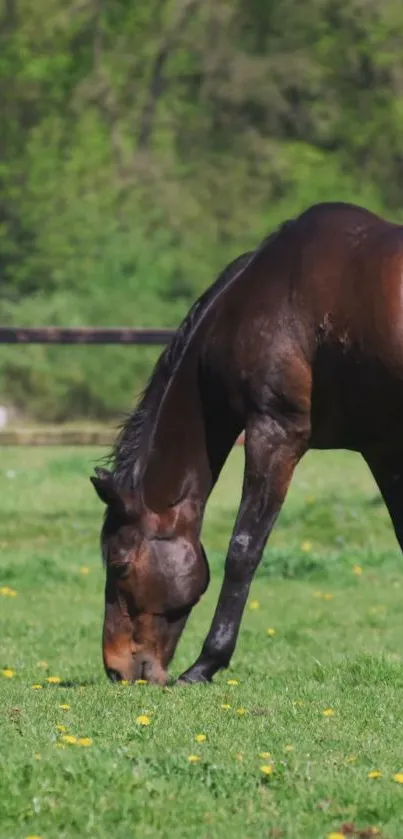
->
<box><xmin>178</xmin><ymin>415</ymin><xmax>309</xmax><ymax>683</ymax></box>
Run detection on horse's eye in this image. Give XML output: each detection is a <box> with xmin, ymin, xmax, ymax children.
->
<box><xmin>110</xmin><ymin>559</ymin><xmax>131</xmax><ymax>579</ymax></box>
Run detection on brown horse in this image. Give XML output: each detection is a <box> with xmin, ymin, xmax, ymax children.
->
<box><xmin>92</xmin><ymin>202</ymin><xmax>403</xmax><ymax>685</ymax></box>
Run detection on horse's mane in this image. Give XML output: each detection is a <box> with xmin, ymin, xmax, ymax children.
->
<box><xmin>111</xmin><ymin>251</ymin><xmax>253</xmax><ymax>489</ymax></box>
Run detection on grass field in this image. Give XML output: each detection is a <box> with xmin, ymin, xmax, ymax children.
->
<box><xmin>1</xmin><ymin>445</ymin><xmax>403</xmax><ymax>838</ymax></box>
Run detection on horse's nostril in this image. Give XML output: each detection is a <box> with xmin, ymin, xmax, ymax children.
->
<box><xmin>106</xmin><ymin>667</ymin><xmax>123</xmax><ymax>683</ymax></box>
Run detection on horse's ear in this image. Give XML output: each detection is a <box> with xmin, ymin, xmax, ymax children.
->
<box><xmin>90</xmin><ymin>467</ymin><xmax>140</xmax><ymax>520</ymax></box>
<box><xmin>90</xmin><ymin>468</ymin><xmax>119</xmax><ymax>506</ymax></box>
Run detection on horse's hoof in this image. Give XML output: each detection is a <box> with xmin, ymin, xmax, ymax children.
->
<box><xmin>175</xmin><ymin>672</ymin><xmax>211</xmax><ymax>685</ymax></box>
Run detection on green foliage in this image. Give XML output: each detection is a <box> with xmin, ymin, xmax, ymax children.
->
<box><xmin>2</xmin><ymin>0</ymin><xmax>403</xmax><ymax>419</ymax></box>
<box><xmin>2</xmin><ymin>447</ymin><xmax>403</xmax><ymax>837</ymax></box>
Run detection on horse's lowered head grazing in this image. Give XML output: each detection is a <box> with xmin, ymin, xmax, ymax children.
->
<box><xmin>91</xmin><ymin>468</ymin><xmax>209</xmax><ymax>685</ymax></box>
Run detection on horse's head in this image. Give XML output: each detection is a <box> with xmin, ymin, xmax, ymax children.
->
<box><xmin>91</xmin><ymin>468</ymin><xmax>209</xmax><ymax>685</ymax></box>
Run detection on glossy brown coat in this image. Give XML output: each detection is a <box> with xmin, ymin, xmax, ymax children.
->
<box><xmin>92</xmin><ymin>203</ymin><xmax>403</xmax><ymax>684</ymax></box>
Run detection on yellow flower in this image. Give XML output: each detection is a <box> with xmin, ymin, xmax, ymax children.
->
<box><xmin>327</xmin><ymin>834</ymin><xmax>346</xmax><ymax>839</ymax></box>
<box><xmin>392</xmin><ymin>773</ymin><xmax>403</xmax><ymax>784</ymax></box>
<box><xmin>284</xmin><ymin>744</ymin><xmax>293</xmax><ymax>751</ymax></box>
<box><xmin>0</xmin><ymin>585</ymin><xmax>17</xmax><ymax>597</ymax></box>
<box><xmin>77</xmin><ymin>737</ymin><xmax>93</xmax><ymax>747</ymax></box>
<box><xmin>249</xmin><ymin>599</ymin><xmax>260</xmax><ymax>610</ymax></box>
<box><xmin>79</xmin><ymin>566</ymin><xmax>90</xmax><ymax>575</ymax></box>
<box><xmin>368</xmin><ymin>770</ymin><xmax>382</xmax><ymax>779</ymax></box>
<box><xmin>301</xmin><ymin>541</ymin><xmax>312</xmax><ymax>552</ymax></box>
<box><xmin>37</xmin><ymin>661</ymin><xmax>48</xmax><ymax>669</ymax></box>
<box><xmin>24</xmin><ymin>835</ymin><xmax>43</xmax><ymax>838</ymax></box>
<box><xmin>135</xmin><ymin>679</ymin><xmax>148</xmax><ymax>685</ymax></box>
<box><xmin>61</xmin><ymin>735</ymin><xmax>77</xmax><ymax>745</ymax></box>
<box><xmin>195</xmin><ymin>733</ymin><xmax>206</xmax><ymax>742</ymax></box>
<box><xmin>322</xmin><ymin>708</ymin><xmax>335</xmax><ymax>717</ymax></box>
<box><xmin>120</xmin><ymin>680</ymin><xmax>130</xmax><ymax>686</ymax></box>
<box><xmin>236</xmin><ymin>707</ymin><xmax>247</xmax><ymax>715</ymax></box>
<box><xmin>56</xmin><ymin>724</ymin><xmax>67</xmax><ymax>732</ymax></box>
<box><xmin>188</xmin><ymin>754</ymin><xmax>200</xmax><ymax>763</ymax></box>
<box><xmin>46</xmin><ymin>675</ymin><xmax>61</xmax><ymax>684</ymax></box>
<box><xmin>136</xmin><ymin>715</ymin><xmax>151</xmax><ymax>726</ymax></box>
<box><xmin>352</xmin><ymin>564</ymin><xmax>363</xmax><ymax>576</ymax></box>
<box><xmin>1</xmin><ymin>668</ymin><xmax>14</xmax><ymax>678</ymax></box>
<box><xmin>31</xmin><ymin>684</ymin><xmax>43</xmax><ymax>690</ymax></box>
<box><xmin>221</xmin><ymin>704</ymin><xmax>231</xmax><ymax>710</ymax></box>
<box><xmin>59</xmin><ymin>704</ymin><xmax>70</xmax><ymax>710</ymax></box>
<box><xmin>260</xmin><ymin>764</ymin><xmax>274</xmax><ymax>775</ymax></box>
<box><xmin>227</xmin><ymin>679</ymin><xmax>239</xmax><ymax>686</ymax></box>
<box><xmin>258</xmin><ymin>752</ymin><xmax>271</xmax><ymax>759</ymax></box>
<box><xmin>267</xmin><ymin>627</ymin><xmax>276</xmax><ymax>637</ymax></box>
<box><xmin>346</xmin><ymin>754</ymin><xmax>357</xmax><ymax>763</ymax></box>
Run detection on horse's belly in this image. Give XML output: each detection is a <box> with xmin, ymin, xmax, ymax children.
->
<box><xmin>310</xmin><ymin>349</ymin><xmax>403</xmax><ymax>451</ymax></box>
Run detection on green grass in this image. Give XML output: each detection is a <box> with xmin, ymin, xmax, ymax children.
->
<box><xmin>1</xmin><ymin>446</ymin><xmax>403</xmax><ymax>838</ymax></box>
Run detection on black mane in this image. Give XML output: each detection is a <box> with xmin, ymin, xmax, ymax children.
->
<box><xmin>111</xmin><ymin>251</ymin><xmax>253</xmax><ymax>489</ymax></box>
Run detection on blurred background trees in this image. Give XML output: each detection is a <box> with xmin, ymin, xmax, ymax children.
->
<box><xmin>2</xmin><ymin>0</ymin><xmax>403</xmax><ymax>420</ymax></box>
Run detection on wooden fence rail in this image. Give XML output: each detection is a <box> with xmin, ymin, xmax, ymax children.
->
<box><xmin>0</xmin><ymin>326</ymin><xmax>175</xmax><ymax>345</ymax></box>
<box><xmin>0</xmin><ymin>325</ymin><xmax>245</xmax><ymax>446</ymax></box>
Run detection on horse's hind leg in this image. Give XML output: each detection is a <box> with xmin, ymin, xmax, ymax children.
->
<box><xmin>363</xmin><ymin>449</ymin><xmax>403</xmax><ymax>551</ymax></box>
<box><xmin>178</xmin><ymin>412</ymin><xmax>309</xmax><ymax>684</ymax></box>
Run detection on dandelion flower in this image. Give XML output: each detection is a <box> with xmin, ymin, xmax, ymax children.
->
<box><xmin>368</xmin><ymin>770</ymin><xmax>382</xmax><ymax>779</ymax></box>
<box><xmin>236</xmin><ymin>707</ymin><xmax>247</xmax><ymax>715</ymax></box>
<box><xmin>322</xmin><ymin>708</ymin><xmax>335</xmax><ymax>717</ymax></box>
<box><xmin>1</xmin><ymin>668</ymin><xmax>14</xmax><ymax>678</ymax></box>
<box><xmin>0</xmin><ymin>585</ymin><xmax>17</xmax><ymax>597</ymax></box>
<box><xmin>327</xmin><ymin>834</ymin><xmax>345</xmax><ymax>839</ymax></box>
<box><xmin>56</xmin><ymin>725</ymin><xmax>67</xmax><ymax>733</ymax></box>
<box><xmin>59</xmin><ymin>704</ymin><xmax>70</xmax><ymax>710</ymax></box>
<box><xmin>46</xmin><ymin>676</ymin><xmax>61</xmax><ymax>684</ymax></box>
<box><xmin>301</xmin><ymin>541</ymin><xmax>312</xmax><ymax>552</ymax></box>
<box><xmin>249</xmin><ymin>599</ymin><xmax>260</xmax><ymax>610</ymax></box>
<box><xmin>79</xmin><ymin>566</ymin><xmax>90</xmax><ymax>575</ymax></box>
<box><xmin>136</xmin><ymin>715</ymin><xmax>151</xmax><ymax>726</ymax></box>
<box><xmin>221</xmin><ymin>704</ymin><xmax>231</xmax><ymax>710</ymax></box>
<box><xmin>61</xmin><ymin>735</ymin><xmax>77</xmax><ymax>745</ymax></box>
<box><xmin>77</xmin><ymin>737</ymin><xmax>93</xmax><ymax>747</ymax></box>
<box><xmin>258</xmin><ymin>752</ymin><xmax>271</xmax><ymax>759</ymax></box>
<box><xmin>188</xmin><ymin>755</ymin><xmax>200</xmax><ymax>763</ymax></box>
<box><xmin>121</xmin><ymin>680</ymin><xmax>130</xmax><ymax>686</ymax></box>
<box><xmin>31</xmin><ymin>684</ymin><xmax>43</xmax><ymax>690</ymax></box>
<box><xmin>260</xmin><ymin>764</ymin><xmax>274</xmax><ymax>775</ymax></box>
<box><xmin>267</xmin><ymin>627</ymin><xmax>276</xmax><ymax>637</ymax></box>
<box><xmin>392</xmin><ymin>773</ymin><xmax>403</xmax><ymax>784</ymax></box>
<box><xmin>195</xmin><ymin>733</ymin><xmax>206</xmax><ymax>742</ymax></box>
<box><xmin>227</xmin><ymin>679</ymin><xmax>239</xmax><ymax>686</ymax></box>
<box><xmin>352</xmin><ymin>564</ymin><xmax>363</xmax><ymax>576</ymax></box>
<box><xmin>135</xmin><ymin>679</ymin><xmax>147</xmax><ymax>685</ymax></box>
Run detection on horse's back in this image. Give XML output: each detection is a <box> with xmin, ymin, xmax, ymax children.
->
<box><xmin>204</xmin><ymin>202</ymin><xmax>403</xmax><ymax>450</ymax></box>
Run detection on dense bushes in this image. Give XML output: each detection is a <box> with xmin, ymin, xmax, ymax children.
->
<box><xmin>2</xmin><ymin>0</ymin><xmax>403</xmax><ymax>419</ymax></box>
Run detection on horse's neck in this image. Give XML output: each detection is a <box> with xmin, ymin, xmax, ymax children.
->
<box><xmin>140</xmin><ymin>350</ymin><xmax>241</xmax><ymax>514</ymax></box>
